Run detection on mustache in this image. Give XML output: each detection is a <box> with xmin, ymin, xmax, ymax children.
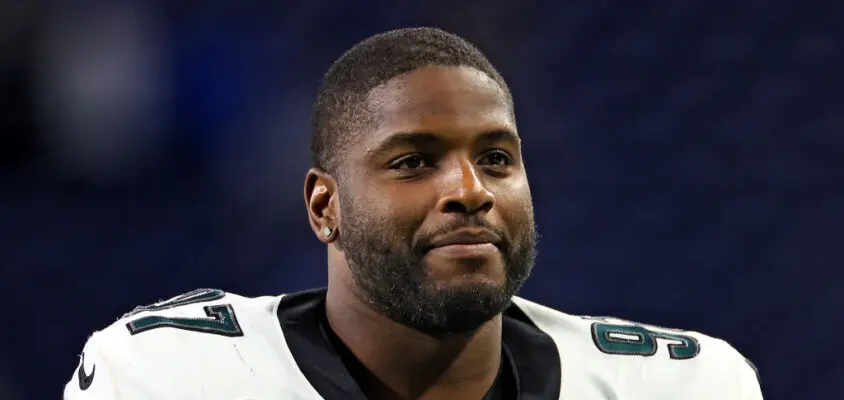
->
<box><xmin>413</xmin><ymin>218</ymin><xmax>511</xmax><ymax>253</ymax></box>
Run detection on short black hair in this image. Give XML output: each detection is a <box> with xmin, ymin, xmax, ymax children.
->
<box><xmin>309</xmin><ymin>27</ymin><xmax>513</xmax><ymax>175</ymax></box>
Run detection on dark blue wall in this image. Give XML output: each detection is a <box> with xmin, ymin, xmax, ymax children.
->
<box><xmin>1</xmin><ymin>2</ymin><xmax>840</xmax><ymax>399</ymax></box>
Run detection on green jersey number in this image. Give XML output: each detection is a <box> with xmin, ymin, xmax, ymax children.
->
<box><xmin>124</xmin><ymin>288</ymin><xmax>243</xmax><ymax>337</ymax></box>
<box><xmin>585</xmin><ymin>317</ymin><xmax>700</xmax><ymax>360</ymax></box>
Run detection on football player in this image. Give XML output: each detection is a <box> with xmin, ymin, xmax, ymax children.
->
<box><xmin>65</xmin><ymin>27</ymin><xmax>763</xmax><ymax>400</ymax></box>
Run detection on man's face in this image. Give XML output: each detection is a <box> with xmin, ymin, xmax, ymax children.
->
<box><xmin>337</xmin><ymin>65</ymin><xmax>536</xmax><ymax>335</ymax></box>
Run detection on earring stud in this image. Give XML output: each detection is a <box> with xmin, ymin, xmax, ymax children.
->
<box><xmin>322</xmin><ymin>227</ymin><xmax>332</xmax><ymax>237</ymax></box>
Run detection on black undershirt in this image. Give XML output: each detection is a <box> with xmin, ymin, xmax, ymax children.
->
<box><xmin>482</xmin><ymin>344</ymin><xmax>518</xmax><ymax>400</ymax></box>
<box><xmin>276</xmin><ymin>288</ymin><xmax>561</xmax><ymax>400</ymax></box>
<box><xmin>319</xmin><ymin>307</ymin><xmax>517</xmax><ymax>399</ymax></box>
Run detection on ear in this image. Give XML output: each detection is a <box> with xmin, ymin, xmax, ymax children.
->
<box><xmin>304</xmin><ymin>168</ymin><xmax>339</xmax><ymax>243</ymax></box>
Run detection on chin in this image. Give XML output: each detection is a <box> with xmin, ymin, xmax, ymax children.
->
<box><xmin>410</xmin><ymin>280</ymin><xmax>512</xmax><ymax>335</ymax></box>
<box><xmin>430</xmin><ymin>272</ymin><xmax>503</xmax><ymax>291</ymax></box>
<box><xmin>424</xmin><ymin>255</ymin><xmax>508</xmax><ymax>285</ymax></box>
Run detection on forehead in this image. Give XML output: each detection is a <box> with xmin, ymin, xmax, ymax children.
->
<box><xmin>362</xmin><ymin>66</ymin><xmax>515</xmax><ymax>144</ymax></box>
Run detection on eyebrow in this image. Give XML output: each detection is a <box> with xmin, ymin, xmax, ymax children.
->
<box><xmin>476</xmin><ymin>130</ymin><xmax>521</xmax><ymax>148</ymax></box>
<box><xmin>366</xmin><ymin>132</ymin><xmax>442</xmax><ymax>159</ymax></box>
<box><xmin>366</xmin><ymin>130</ymin><xmax>520</xmax><ymax>159</ymax></box>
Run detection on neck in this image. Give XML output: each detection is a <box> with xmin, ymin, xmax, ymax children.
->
<box><xmin>325</xmin><ymin>273</ymin><xmax>503</xmax><ymax>400</ymax></box>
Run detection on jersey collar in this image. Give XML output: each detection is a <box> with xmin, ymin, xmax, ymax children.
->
<box><xmin>276</xmin><ymin>288</ymin><xmax>561</xmax><ymax>399</ymax></box>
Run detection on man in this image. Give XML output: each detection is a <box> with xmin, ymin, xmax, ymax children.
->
<box><xmin>65</xmin><ymin>27</ymin><xmax>763</xmax><ymax>399</ymax></box>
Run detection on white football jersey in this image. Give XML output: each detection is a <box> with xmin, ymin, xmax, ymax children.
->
<box><xmin>64</xmin><ymin>288</ymin><xmax>762</xmax><ymax>399</ymax></box>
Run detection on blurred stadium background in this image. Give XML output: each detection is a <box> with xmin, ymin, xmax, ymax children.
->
<box><xmin>1</xmin><ymin>1</ymin><xmax>841</xmax><ymax>399</ymax></box>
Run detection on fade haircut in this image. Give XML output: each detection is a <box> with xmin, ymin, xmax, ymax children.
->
<box><xmin>309</xmin><ymin>27</ymin><xmax>513</xmax><ymax>176</ymax></box>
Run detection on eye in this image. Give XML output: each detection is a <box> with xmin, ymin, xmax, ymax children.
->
<box><xmin>391</xmin><ymin>154</ymin><xmax>430</xmax><ymax>169</ymax></box>
<box><xmin>479</xmin><ymin>151</ymin><xmax>512</xmax><ymax>167</ymax></box>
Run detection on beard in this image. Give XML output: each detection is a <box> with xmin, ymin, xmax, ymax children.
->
<box><xmin>337</xmin><ymin>197</ymin><xmax>537</xmax><ymax>336</ymax></box>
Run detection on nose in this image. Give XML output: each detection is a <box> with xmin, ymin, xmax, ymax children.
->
<box><xmin>436</xmin><ymin>158</ymin><xmax>495</xmax><ymax>215</ymax></box>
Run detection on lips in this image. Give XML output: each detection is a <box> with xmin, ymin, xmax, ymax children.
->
<box><xmin>428</xmin><ymin>228</ymin><xmax>502</xmax><ymax>250</ymax></box>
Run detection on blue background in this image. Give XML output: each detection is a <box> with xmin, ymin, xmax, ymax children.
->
<box><xmin>1</xmin><ymin>2</ymin><xmax>840</xmax><ymax>399</ymax></box>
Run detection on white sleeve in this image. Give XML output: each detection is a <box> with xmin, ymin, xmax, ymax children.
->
<box><xmin>63</xmin><ymin>333</ymin><xmax>172</xmax><ymax>400</ymax></box>
<box><xmin>739</xmin><ymin>357</ymin><xmax>764</xmax><ymax>400</ymax></box>
<box><xmin>64</xmin><ymin>334</ymin><xmax>121</xmax><ymax>400</ymax></box>
<box><xmin>714</xmin><ymin>337</ymin><xmax>764</xmax><ymax>400</ymax></box>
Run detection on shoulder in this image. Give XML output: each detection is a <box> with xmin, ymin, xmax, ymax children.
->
<box><xmin>510</xmin><ymin>296</ymin><xmax>763</xmax><ymax>399</ymax></box>
<box><xmin>65</xmin><ymin>288</ymin><xmax>295</xmax><ymax>399</ymax></box>
<box><xmin>99</xmin><ymin>288</ymin><xmax>279</xmax><ymax>345</ymax></box>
